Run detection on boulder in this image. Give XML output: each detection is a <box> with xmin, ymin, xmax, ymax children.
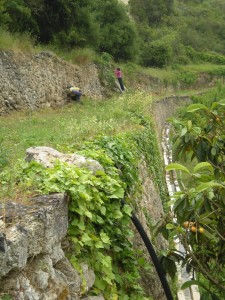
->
<box><xmin>26</xmin><ymin>146</ymin><xmax>104</xmax><ymax>173</ymax></box>
<box><xmin>0</xmin><ymin>193</ymin><xmax>101</xmax><ymax>299</ymax></box>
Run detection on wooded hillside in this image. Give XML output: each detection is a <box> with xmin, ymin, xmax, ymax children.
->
<box><xmin>1</xmin><ymin>0</ymin><xmax>225</xmax><ymax>66</ymax></box>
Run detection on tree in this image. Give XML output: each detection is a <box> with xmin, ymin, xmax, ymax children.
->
<box><xmin>129</xmin><ymin>0</ymin><xmax>174</xmax><ymax>25</ymax></box>
<box><xmin>34</xmin><ymin>0</ymin><xmax>98</xmax><ymax>45</ymax></box>
<box><xmin>162</xmin><ymin>98</ymin><xmax>225</xmax><ymax>298</ymax></box>
<box><xmin>2</xmin><ymin>0</ymin><xmax>39</xmax><ymax>35</ymax></box>
<box><xmin>91</xmin><ymin>0</ymin><xmax>139</xmax><ymax>60</ymax></box>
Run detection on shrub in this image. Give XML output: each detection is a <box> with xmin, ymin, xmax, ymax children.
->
<box><xmin>199</xmin><ymin>51</ymin><xmax>225</xmax><ymax>65</ymax></box>
<box><xmin>179</xmin><ymin>71</ymin><xmax>197</xmax><ymax>87</ymax></box>
<box><xmin>141</xmin><ymin>33</ymin><xmax>175</xmax><ymax>68</ymax></box>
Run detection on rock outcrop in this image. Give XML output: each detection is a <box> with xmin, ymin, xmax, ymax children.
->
<box><xmin>0</xmin><ymin>51</ymin><xmax>103</xmax><ymax>115</ymax></box>
<box><xmin>0</xmin><ymin>194</ymin><xmax>102</xmax><ymax>300</ymax></box>
<box><xmin>0</xmin><ymin>194</ymin><xmax>82</xmax><ymax>299</ymax></box>
<box><xmin>0</xmin><ymin>149</ymin><xmax>105</xmax><ymax>300</ymax></box>
<box><xmin>26</xmin><ymin>146</ymin><xmax>104</xmax><ymax>174</ymax></box>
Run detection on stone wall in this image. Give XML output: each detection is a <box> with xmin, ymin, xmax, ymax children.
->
<box><xmin>134</xmin><ymin>159</ymin><xmax>168</xmax><ymax>300</ymax></box>
<box><xmin>0</xmin><ymin>146</ymin><xmax>170</xmax><ymax>300</ymax></box>
<box><xmin>0</xmin><ymin>51</ymin><xmax>103</xmax><ymax>115</ymax></box>
<box><xmin>0</xmin><ymin>49</ymin><xmax>220</xmax><ymax>116</ymax></box>
<box><xmin>152</xmin><ymin>95</ymin><xmax>192</xmax><ymax>139</ymax></box>
<box><xmin>0</xmin><ymin>193</ymin><xmax>104</xmax><ymax>300</ymax></box>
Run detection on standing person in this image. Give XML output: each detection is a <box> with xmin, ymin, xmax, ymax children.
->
<box><xmin>66</xmin><ymin>85</ymin><xmax>83</xmax><ymax>103</ymax></box>
<box><xmin>115</xmin><ymin>67</ymin><xmax>125</xmax><ymax>92</ymax></box>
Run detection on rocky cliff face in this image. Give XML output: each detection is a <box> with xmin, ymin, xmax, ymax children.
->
<box><xmin>0</xmin><ymin>51</ymin><xmax>103</xmax><ymax>115</ymax></box>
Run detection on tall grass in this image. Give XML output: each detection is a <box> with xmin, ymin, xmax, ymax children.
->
<box><xmin>0</xmin><ymin>27</ymin><xmax>36</xmax><ymax>52</ymax></box>
<box><xmin>61</xmin><ymin>48</ymin><xmax>97</xmax><ymax>65</ymax></box>
<box><xmin>0</xmin><ymin>91</ymin><xmax>153</xmax><ymax>204</ymax></box>
<box><xmin>0</xmin><ymin>91</ymin><xmax>153</xmax><ymax>168</ymax></box>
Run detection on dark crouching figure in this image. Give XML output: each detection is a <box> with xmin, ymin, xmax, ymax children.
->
<box><xmin>67</xmin><ymin>85</ymin><xmax>83</xmax><ymax>103</ymax></box>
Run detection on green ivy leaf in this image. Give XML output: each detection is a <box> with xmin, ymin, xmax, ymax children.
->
<box><xmin>113</xmin><ymin>210</ymin><xmax>123</xmax><ymax>219</ymax></box>
<box><xmin>109</xmin><ymin>187</ymin><xmax>124</xmax><ymax>199</ymax></box>
<box><xmin>123</xmin><ymin>204</ymin><xmax>132</xmax><ymax>216</ymax></box>
<box><xmin>100</xmin><ymin>206</ymin><xmax>106</xmax><ymax>215</ymax></box>
<box><xmin>100</xmin><ymin>232</ymin><xmax>111</xmax><ymax>245</ymax></box>
<box><xmin>85</xmin><ymin>210</ymin><xmax>93</xmax><ymax>219</ymax></box>
<box><xmin>81</xmin><ymin>233</ymin><xmax>93</xmax><ymax>246</ymax></box>
<box><xmin>94</xmin><ymin>277</ymin><xmax>106</xmax><ymax>291</ymax></box>
<box><xmin>95</xmin><ymin>241</ymin><xmax>104</xmax><ymax>249</ymax></box>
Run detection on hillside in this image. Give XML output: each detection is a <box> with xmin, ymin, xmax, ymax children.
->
<box><xmin>1</xmin><ymin>0</ymin><xmax>225</xmax><ymax>66</ymax></box>
<box><xmin>1</xmin><ymin>0</ymin><xmax>225</xmax><ymax>299</ymax></box>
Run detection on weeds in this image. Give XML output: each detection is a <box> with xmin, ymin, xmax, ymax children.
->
<box><xmin>0</xmin><ymin>138</ymin><xmax>8</xmax><ymax>170</ymax></box>
<box><xmin>0</xmin><ymin>27</ymin><xmax>36</xmax><ymax>52</ymax></box>
<box><xmin>61</xmin><ymin>48</ymin><xmax>97</xmax><ymax>65</ymax></box>
<box><xmin>0</xmin><ymin>92</ymin><xmax>152</xmax><ymax>169</ymax></box>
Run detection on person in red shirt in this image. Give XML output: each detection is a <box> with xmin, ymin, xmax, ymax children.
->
<box><xmin>115</xmin><ymin>67</ymin><xmax>125</xmax><ymax>92</ymax></box>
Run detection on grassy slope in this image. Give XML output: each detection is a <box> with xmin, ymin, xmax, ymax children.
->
<box><xmin>1</xmin><ymin>28</ymin><xmax>225</xmax><ymax>166</ymax></box>
<box><xmin>0</xmin><ymin>92</ymin><xmax>152</xmax><ymax>167</ymax></box>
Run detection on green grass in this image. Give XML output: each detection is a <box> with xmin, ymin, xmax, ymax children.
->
<box><xmin>0</xmin><ymin>27</ymin><xmax>36</xmax><ymax>52</ymax></box>
<box><xmin>0</xmin><ymin>91</ymin><xmax>152</xmax><ymax>168</ymax></box>
<box><xmin>179</xmin><ymin>63</ymin><xmax>225</xmax><ymax>73</ymax></box>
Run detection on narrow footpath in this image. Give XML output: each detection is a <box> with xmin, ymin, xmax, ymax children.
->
<box><xmin>162</xmin><ymin>123</ymin><xmax>200</xmax><ymax>300</ymax></box>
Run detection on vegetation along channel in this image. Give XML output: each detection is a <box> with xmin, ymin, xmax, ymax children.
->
<box><xmin>0</xmin><ymin>0</ymin><xmax>225</xmax><ymax>299</ymax></box>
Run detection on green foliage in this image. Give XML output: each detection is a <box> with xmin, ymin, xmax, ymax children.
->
<box><xmin>179</xmin><ymin>71</ymin><xmax>197</xmax><ymax>87</ymax></box>
<box><xmin>0</xmin><ymin>0</ymin><xmax>138</xmax><ymax>61</ymax></box>
<box><xmin>141</xmin><ymin>37</ymin><xmax>173</xmax><ymax>68</ymax></box>
<box><xmin>91</xmin><ymin>0</ymin><xmax>139</xmax><ymax>61</ymax></box>
<box><xmin>0</xmin><ymin>27</ymin><xmax>36</xmax><ymax>51</ymax></box>
<box><xmin>1</xmin><ymin>129</ymin><xmax>160</xmax><ymax>299</ymax></box>
<box><xmin>0</xmin><ymin>295</ymin><xmax>13</xmax><ymax>300</ymax></box>
<box><xmin>95</xmin><ymin>52</ymin><xmax>115</xmax><ymax>88</ymax></box>
<box><xmin>2</xmin><ymin>0</ymin><xmax>225</xmax><ymax>66</ymax></box>
<box><xmin>0</xmin><ymin>138</ymin><xmax>9</xmax><ymax>170</ymax></box>
<box><xmin>130</xmin><ymin>117</ymin><xmax>168</xmax><ymax>206</ymax></box>
<box><xmin>129</xmin><ymin>0</ymin><xmax>174</xmax><ymax>25</ymax></box>
<box><xmin>175</xmin><ymin>0</ymin><xmax>225</xmax><ymax>56</ymax></box>
<box><xmin>2</xmin><ymin>0</ymin><xmax>39</xmax><ymax>35</ymax></box>
<box><xmin>199</xmin><ymin>51</ymin><xmax>225</xmax><ymax>65</ymax></box>
<box><xmin>163</xmin><ymin>92</ymin><xmax>225</xmax><ymax>298</ymax></box>
<box><xmin>85</xmin><ymin>135</ymin><xmax>139</xmax><ymax>192</ymax></box>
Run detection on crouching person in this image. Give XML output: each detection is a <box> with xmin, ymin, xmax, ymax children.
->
<box><xmin>67</xmin><ymin>85</ymin><xmax>83</xmax><ymax>103</ymax></box>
